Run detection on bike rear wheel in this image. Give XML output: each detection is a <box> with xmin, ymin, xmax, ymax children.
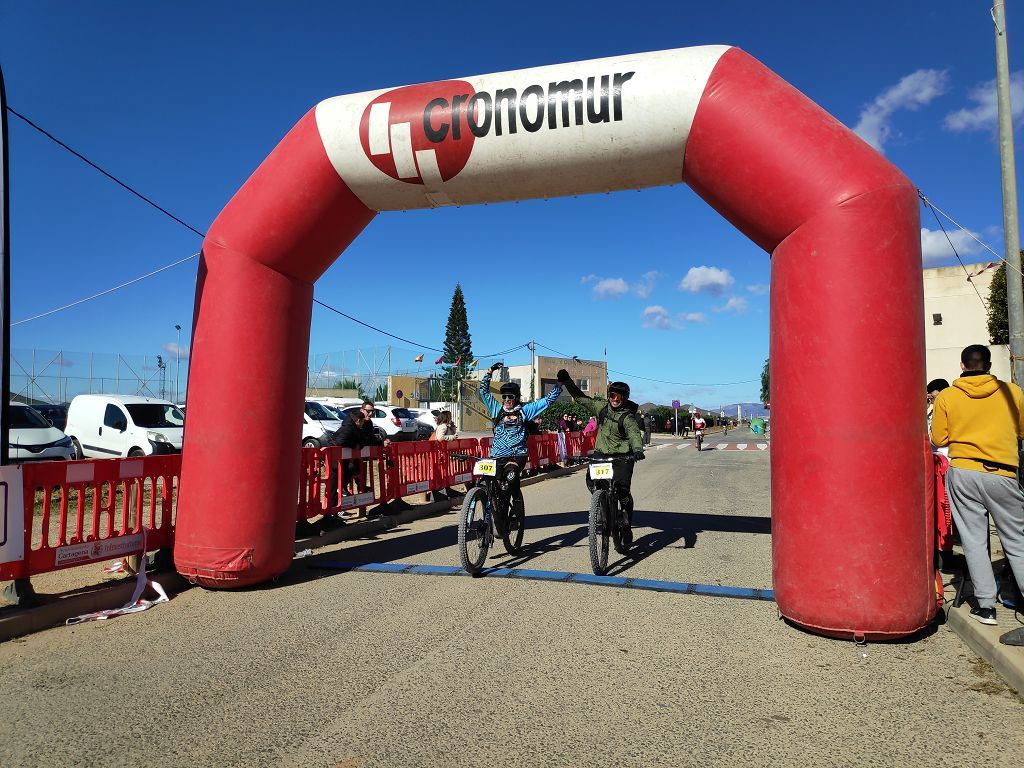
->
<box><xmin>588</xmin><ymin>489</ymin><xmax>611</xmax><ymax>575</ymax></box>
<box><xmin>458</xmin><ymin>486</ymin><xmax>490</xmax><ymax>574</ymax></box>
<box><xmin>611</xmin><ymin>496</ymin><xmax>631</xmax><ymax>555</ymax></box>
<box><xmin>502</xmin><ymin>489</ymin><xmax>525</xmax><ymax>555</ymax></box>
<box><xmin>696</xmin><ymin>434</ymin><xmax>703</xmax><ymax>451</ymax></box>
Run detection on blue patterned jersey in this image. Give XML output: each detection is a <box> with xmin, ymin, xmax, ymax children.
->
<box><xmin>479</xmin><ymin>372</ymin><xmax>563</xmax><ymax>457</ymax></box>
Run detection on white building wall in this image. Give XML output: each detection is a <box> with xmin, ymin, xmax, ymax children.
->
<box><xmin>923</xmin><ymin>263</ymin><xmax>1010</xmax><ymax>383</ymax></box>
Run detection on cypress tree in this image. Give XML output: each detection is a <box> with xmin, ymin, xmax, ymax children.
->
<box><xmin>987</xmin><ymin>261</ymin><xmax>1012</xmax><ymax>345</ymax></box>
<box><xmin>760</xmin><ymin>358</ymin><xmax>770</xmax><ymax>404</ymax></box>
<box><xmin>441</xmin><ymin>284</ymin><xmax>473</xmax><ymax>400</ymax></box>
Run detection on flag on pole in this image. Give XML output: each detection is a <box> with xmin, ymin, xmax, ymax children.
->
<box><xmin>454</xmin><ymin>357</ymin><xmax>462</xmax><ymax>366</ymax></box>
<box><xmin>470</xmin><ymin>359</ymin><xmax>479</xmax><ymax>367</ymax></box>
<box><xmin>414</xmin><ymin>354</ymin><xmax>424</xmax><ymax>362</ymax></box>
<box><xmin>434</xmin><ymin>355</ymin><xmax>444</xmax><ymax>365</ymax></box>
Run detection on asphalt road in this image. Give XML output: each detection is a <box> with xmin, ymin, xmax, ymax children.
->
<box><xmin>0</xmin><ymin>428</ymin><xmax>1020</xmax><ymax>767</ymax></box>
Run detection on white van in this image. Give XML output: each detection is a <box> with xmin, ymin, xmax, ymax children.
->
<box><xmin>65</xmin><ymin>394</ymin><xmax>185</xmax><ymax>459</ymax></box>
<box><xmin>302</xmin><ymin>400</ymin><xmax>344</xmax><ymax>448</ymax></box>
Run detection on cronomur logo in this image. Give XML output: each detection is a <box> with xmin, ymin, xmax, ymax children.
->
<box><xmin>359</xmin><ymin>71</ymin><xmax>636</xmax><ymax>186</ymax></box>
<box><xmin>360</xmin><ymin>81</ymin><xmax>476</xmax><ymax>186</ymax></box>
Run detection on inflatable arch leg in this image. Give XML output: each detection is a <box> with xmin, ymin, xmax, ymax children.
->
<box><xmin>175</xmin><ymin>47</ymin><xmax>932</xmax><ymax>640</ymax></box>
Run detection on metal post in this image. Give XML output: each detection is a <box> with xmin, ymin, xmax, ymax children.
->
<box><xmin>994</xmin><ymin>1</ymin><xmax>1024</xmax><ymax>383</ymax></box>
<box><xmin>174</xmin><ymin>324</ymin><xmax>181</xmax><ymax>404</ymax></box>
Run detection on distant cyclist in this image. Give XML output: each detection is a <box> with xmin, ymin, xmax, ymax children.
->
<box><xmin>557</xmin><ymin>370</ymin><xmax>645</xmax><ymax>537</ymax></box>
<box><xmin>692</xmin><ymin>413</ymin><xmax>707</xmax><ymax>450</ymax></box>
<box><xmin>479</xmin><ymin>362</ymin><xmax>563</xmax><ymax>488</ymax></box>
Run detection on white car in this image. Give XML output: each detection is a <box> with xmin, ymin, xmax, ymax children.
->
<box><xmin>341</xmin><ymin>404</ymin><xmax>419</xmax><ymax>442</ymax></box>
<box><xmin>8</xmin><ymin>403</ymin><xmax>75</xmax><ymax>462</ymax></box>
<box><xmin>65</xmin><ymin>394</ymin><xmax>184</xmax><ymax>459</ymax></box>
<box><xmin>406</xmin><ymin>408</ymin><xmax>442</xmax><ymax>440</ymax></box>
<box><xmin>302</xmin><ymin>400</ymin><xmax>343</xmax><ymax>448</ymax></box>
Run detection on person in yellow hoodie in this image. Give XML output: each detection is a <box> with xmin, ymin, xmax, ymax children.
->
<box><xmin>931</xmin><ymin>344</ymin><xmax>1024</xmax><ymax>640</ymax></box>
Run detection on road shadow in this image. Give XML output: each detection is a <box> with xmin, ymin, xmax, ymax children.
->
<box><xmin>299</xmin><ymin>507</ymin><xmax>771</xmax><ymax>584</ymax></box>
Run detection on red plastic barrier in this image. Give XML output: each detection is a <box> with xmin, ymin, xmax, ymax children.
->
<box><xmin>389</xmin><ymin>441</ymin><xmax>443</xmax><ymax>497</ymax></box>
<box><xmin>298</xmin><ymin>446</ymin><xmax>389</xmax><ymax>520</ymax></box>
<box><xmin>528</xmin><ymin>434</ymin><xmax>558</xmax><ymax>470</ymax></box>
<box><xmin>439</xmin><ymin>438</ymin><xmax>480</xmax><ymax>487</ymax></box>
<box><xmin>933</xmin><ymin>452</ymin><xmax>954</xmax><ymax>552</ymax></box>
<box><xmin>1</xmin><ymin>456</ymin><xmax>179</xmax><ymax>581</ymax></box>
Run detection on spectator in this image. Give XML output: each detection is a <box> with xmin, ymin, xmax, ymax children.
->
<box><xmin>926</xmin><ymin>378</ymin><xmax>950</xmax><ymax>456</ymax></box>
<box><xmin>931</xmin><ymin>344</ymin><xmax>1024</xmax><ymax>641</ymax></box>
<box><xmin>357</xmin><ymin>401</ymin><xmax>391</xmax><ymax>449</ymax></box>
<box><xmin>432</xmin><ymin>410</ymin><xmax>457</xmax><ymax>441</ymax></box>
<box><xmin>559</xmin><ymin>414</ymin><xmax>571</xmax><ymax>434</ymax></box>
<box><xmin>322</xmin><ymin>409</ymin><xmax>368</xmax><ymax>526</ymax></box>
<box><xmin>643</xmin><ymin>413</ymin><xmax>652</xmax><ymax>446</ymax></box>
<box><xmin>583</xmin><ymin>416</ymin><xmax>597</xmax><ymax>435</ymax></box>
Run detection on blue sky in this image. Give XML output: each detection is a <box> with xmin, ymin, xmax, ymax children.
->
<box><xmin>2</xmin><ymin>1</ymin><xmax>1020</xmax><ymax>406</ymax></box>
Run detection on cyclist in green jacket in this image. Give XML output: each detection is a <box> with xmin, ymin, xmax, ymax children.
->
<box><xmin>556</xmin><ymin>369</ymin><xmax>645</xmax><ymax>536</ymax></box>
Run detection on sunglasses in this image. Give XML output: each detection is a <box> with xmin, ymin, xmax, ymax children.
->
<box><xmin>502</xmin><ymin>395</ymin><xmax>517</xmax><ymax>401</ymax></box>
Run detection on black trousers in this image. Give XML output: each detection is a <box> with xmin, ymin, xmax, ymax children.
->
<box><xmin>585</xmin><ymin>456</ymin><xmax>635</xmax><ymax>516</ymax></box>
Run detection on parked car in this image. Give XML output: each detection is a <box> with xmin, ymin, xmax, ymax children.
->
<box><xmin>406</xmin><ymin>408</ymin><xmax>440</xmax><ymax>440</ymax></box>
<box><xmin>7</xmin><ymin>402</ymin><xmax>75</xmax><ymax>462</ymax></box>
<box><xmin>341</xmin><ymin>404</ymin><xmax>419</xmax><ymax>442</ymax></box>
<box><xmin>64</xmin><ymin>394</ymin><xmax>184</xmax><ymax>459</ymax></box>
<box><xmin>302</xmin><ymin>400</ymin><xmax>343</xmax><ymax>448</ymax></box>
<box><xmin>30</xmin><ymin>403</ymin><xmax>69</xmax><ymax>432</ymax></box>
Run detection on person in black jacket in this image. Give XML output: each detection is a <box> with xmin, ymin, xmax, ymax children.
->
<box><xmin>323</xmin><ymin>408</ymin><xmax>370</xmax><ymax>518</ymax></box>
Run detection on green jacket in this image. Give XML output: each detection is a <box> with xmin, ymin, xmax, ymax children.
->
<box><xmin>576</xmin><ymin>398</ymin><xmax>643</xmax><ymax>455</ymax></box>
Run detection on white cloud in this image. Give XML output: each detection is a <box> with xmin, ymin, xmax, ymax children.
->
<box><xmin>920</xmin><ymin>226</ymin><xmax>984</xmax><ymax>264</ymax></box>
<box><xmin>642</xmin><ymin>305</ymin><xmax>675</xmax><ymax>329</ymax></box>
<box><xmin>679</xmin><ymin>266</ymin><xmax>734</xmax><ymax>295</ymax></box>
<box><xmin>634</xmin><ymin>270</ymin><xmax>661</xmax><ymax>299</ymax></box>
<box><xmin>853</xmin><ymin>69</ymin><xmax>949</xmax><ymax>153</ymax></box>
<box><xmin>162</xmin><ymin>342</ymin><xmax>190</xmax><ymax>359</ymax></box>
<box><xmin>592</xmin><ymin>277</ymin><xmax>630</xmax><ymax>298</ymax></box>
<box><xmin>944</xmin><ymin>72</ymin><xmax>1024</xmax><ymax>132</ymax></box>
<box><xmin>746</xmin><ymin>284</ymin><xmax>769</xmax><ymax>295</ymax></box>
<box><xmin>715</xmin><ymin>297</ymin><xmax>748</xmax><ymax>313</ymax></box>
<box><xmin>642</xmin><ymin>306</ymin><xmax>705</xmax><ymax>330</ymax></box>
<box><xmin>582</xmin><ymin>271</ymin><xmax>662</xmax><ymax>299</ymax></box>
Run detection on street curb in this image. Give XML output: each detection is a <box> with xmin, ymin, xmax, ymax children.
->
<box><xmin>947</xmin><ymin>603</ymin><xmax>1024</xmax><ymax>697</ymax></box>
<box><xmin>0</xmin><ymin>463</ymin><xmax>587</xmax><ymax>643</ymax></box>
<box><xmin>0</xmin><ymin>572</ymin><xmax>194</xmax><ymax>643</ymax></box>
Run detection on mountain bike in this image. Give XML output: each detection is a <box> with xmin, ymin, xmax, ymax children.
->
<box><xmin>452</xmin><ymin>454</ymin><xmax>526</xmax><ymax>574</ymax></box>
<box><xmin>583</xmin><ymin>454</ymin><xmax>638</xmax><ymax>575</ymax></box>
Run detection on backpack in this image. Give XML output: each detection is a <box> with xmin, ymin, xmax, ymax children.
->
<box><xmin>598</xmin><ymin>405</ymin><xmax>641</xmax><ymax>441</ymax></box>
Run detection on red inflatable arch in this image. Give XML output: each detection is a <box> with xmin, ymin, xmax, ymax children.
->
<box><xmin>175</xmin><ymin>46</ymin><xmax>933</xmax><ymax>639</ymax></box>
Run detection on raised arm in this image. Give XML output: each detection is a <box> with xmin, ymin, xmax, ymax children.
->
<box><xmin>523</xmin><ymin>382</ymin><xmax>564</xmax><ymax>420</ymax></box>
<box><xmin>479</xmin><ymin>362</ymin><xmax>502</xmax><ymax>418</ymax></box>
<box><xmin>556</xmin><ymin>368</ymin><xmax>601</xmax><ymax>417</ymax></box>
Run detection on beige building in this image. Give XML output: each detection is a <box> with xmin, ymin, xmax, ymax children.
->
<box><xmin>504</xmin><ymin>355</ymin><xmax>608</xmax><ymax>400</ymax></box>
<box><xmin>924</xmin><ymin>262</ymin><xmax>1010</xmax><ymax>383</ymax></box>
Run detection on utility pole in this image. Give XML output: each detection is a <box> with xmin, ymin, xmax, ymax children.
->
<box><xmin>174</xmin><ymin>324</ymin><xmax>181</xmax><ymax>403</ymax></box>
<box><xmin>994</xmin><ymin>0</ymin><xmax>1024</xmax><ymax>383</ymax></box>
<box><xmin>530</xmin><ymin>339</ymin><xmax>536</xmax><ymax>399</ymax></box>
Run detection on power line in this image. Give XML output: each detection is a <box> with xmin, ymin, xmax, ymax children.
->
<box><xmin>535</xmin><ymin>341</ymin><xmax>758</xmax><ymax>387</ymax></box>
<box><xmin>6</xmin><ymin>106</ymin><xmax>207</xmax><ymax>238</ymax></box>
<box><xmin>921</xmin><ymin>194</ymin><xmax>990</xmax><ymax>311</ymax></box>
<box><xmin>312</xmin><ymin>297</ymin><xmax>531</xmax><ymax>359</ymax></box>
<box><xmin>920</xmin><ymin>190</ymin><xmax>1024</xmax><ymax>280</ymax></box>
<box><xmin>12</xmin><ymin>252</ymin><xmax>200</xmax><ymax>326</ymax></box>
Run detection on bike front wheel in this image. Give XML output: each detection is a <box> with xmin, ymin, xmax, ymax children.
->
<box><xmin>502</xmin><ymin>489</ymin><xmax>525</xmax><ymax>555</ymax></box>
<box><xmin>458</xmin><ymin>486</ymin><xmax>490</xmax><ymax>574</ymax></box>
<box><xmin>588</xmin><ymin>488</ymin><xmax>611</xmax><ymax>575</ymax></box>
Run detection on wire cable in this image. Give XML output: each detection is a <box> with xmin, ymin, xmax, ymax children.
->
<box><xmin>920</xmin><ymin>190</ymin><xmax>1024</xmax><ymax>280</ymax></box>
<box><xmin>6</xmin><ymin>106</ymin><xmax>207</xmax><ymax>238</ymax></box>
<box><xmin>922</xmin><ymin>196</ymin><xmax>990</xmax><ymax>311</ymax></box>
<box><xmin>313</xmin><ymin>298</ymin><xmax>531</xmax><ymax>359</ymax></box>
<box><xmin>12</xmin><ymin>252</ymin><xmax>200</xmax><ymax>326</ymax></box>
<box><xmin>535</xmin><ymin>341</ymin><xmax>758</xmax><ymax>387</ymax></box>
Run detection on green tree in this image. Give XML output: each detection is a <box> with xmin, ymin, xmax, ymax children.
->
<box><xmin>988</xmin><ymin>261</ymin><xmax>1012</xmax><ymax>345</ymax></box>
<box><xmin>333</xmin><ymin>377</ymin><xmax>366</xmax><ymax>399</ymax></box>
<box><xmin>440</xmin><ymin>283</ymin><xmax>473</xmax><ymax>401</ymax></box>
<box><xmin>760</xmin><ymin>358</ymin><xmax>770</xmax><ymax>404</ymax></box>
<box><xmin>540</xmin><ymin>398</ymin><xmax>600</xmax><ymax>431</ymax></box>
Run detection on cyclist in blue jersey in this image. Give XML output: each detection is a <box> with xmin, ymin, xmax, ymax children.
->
<box><xmin>479</xmin><ymin>362</ymin><xmax>563</xmax><ymax>483</ymax></box>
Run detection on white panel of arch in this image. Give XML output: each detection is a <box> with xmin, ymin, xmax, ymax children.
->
<box><xmin>315</xmin><ymin>46</ymin><xmax>730</xmax><ymax>211</ymax></box>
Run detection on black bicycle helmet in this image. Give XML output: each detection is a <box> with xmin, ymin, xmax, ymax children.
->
<box><xmin>607</xmin><ymin>381</ymin><xmax>630</xmax><ymax>399</ymax></box>
<box><xmin>499</xmin><ymin>381</ymin><xmax>521</xmax><ymax>399</ymax></box>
